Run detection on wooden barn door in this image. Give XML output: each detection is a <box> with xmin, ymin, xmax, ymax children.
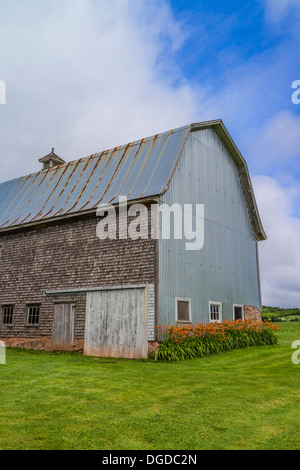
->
<box><xmin>84</xmin><ymin>287</ymin><xmax>147</xmax><ymax>359</ymax></box>
<box><xmin>52</xmin><ymin>303</ymin><xmax>75</xmax><ymax>349</ymax></box>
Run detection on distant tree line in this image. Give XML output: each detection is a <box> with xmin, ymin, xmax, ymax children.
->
<box><xmin>262</xmin><ymin>306</ymin><xmax>300</xmax><ymax>322</ymax></box>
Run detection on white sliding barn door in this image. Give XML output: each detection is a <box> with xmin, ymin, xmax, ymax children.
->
<box><xmin>84</xmin><ymin>287</ymin><xmax>147</xmax><ymax>359</ymax></box>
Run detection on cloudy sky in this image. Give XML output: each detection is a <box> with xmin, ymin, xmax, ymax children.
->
<box><xmin>0</xmin><ymin>0</ymin><xmax>299</xmax><ymax>307</ymax></box>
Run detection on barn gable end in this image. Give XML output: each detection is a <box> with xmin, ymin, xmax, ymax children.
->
<box><xmin>158</xmin><ymin>125</ymin><xmax>263</xmax><ymax>327</ymax></box>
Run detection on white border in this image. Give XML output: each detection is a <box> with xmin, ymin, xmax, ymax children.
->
<box><xmin>175</xmin><ymin>297</ymin><xmax>191</xmax><ymax>323</ymax></box>
<box><xmin>233</xmin><ymin>304</ymin><xmax>244</xmax><ymax>321</ymax></box>
<box><xmin>209</xmin><ymin>301</ymin><xmax>222</xmax><ymax>323</ymax></box>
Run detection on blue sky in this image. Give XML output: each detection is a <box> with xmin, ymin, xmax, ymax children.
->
<box><xmin>181</xmin><ymin>3</ymin><xmax>299</xmax><ymax>187</ymax></box>
<box><xmin>170</xmin><ymin>0</ymin><xmax>300</xmax><ymax>180</ymax></box>
<box><xmin>0</xmin><ymin>0</ymin><xmax>299</xmax><ymax>307</ymax></box>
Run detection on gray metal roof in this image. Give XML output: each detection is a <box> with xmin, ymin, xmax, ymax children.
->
<box><xmin>0</xmin><ymin>120</ymin><xmax>266</xmax><ymax>240</ymax></box>
<box><xmin>0</xmin><ymin>125</ymin><xmax>190</xmax><ymax>230</ymax></box>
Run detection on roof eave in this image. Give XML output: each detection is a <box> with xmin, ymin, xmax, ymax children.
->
<box><xmin>0</xmin><ymin>195</ymin><xmax>160</xmax><ymax>235</ymax></box>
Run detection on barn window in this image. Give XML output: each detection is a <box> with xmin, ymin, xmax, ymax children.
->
<box><xmin>233</xmin><ymin>304</ymin><xmax>244</xmax><ymax>321</ymax></box>
<box><xmin>176</xmin><ymin>298</ymin><xmax>191</xmax><ymax>322</ymax></box>
<box><xmin>27</xmin><ymin>305</ymin><xmax>40</xmax><ymax>325</ymax></box>
<box><xmin>2</xmin><ymin>305</ymin><xmax>14</xmax><ymax>324</ymax></box>
<box><xmin>209</xmin><ymin>301</ymin><xmax>222</xmax><ymax>323</ymax></box>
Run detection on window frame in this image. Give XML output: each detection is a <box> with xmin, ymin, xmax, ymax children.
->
<box><xmin>209</xmin><ymin>301</ymin><xmax>222</xmax><ymax>323</ymax></box>
<box><xmin>26</xmin><ymin>304</ymin><xmax>41</xmax><ymax>326</ymax></box>
<box><xmin>2</xmin><ymin>305</ymin><xmax>14</xmax><ymax>325</ymax></box>
<box><xmin>233</xmin><ymin>304</ymin><xmax>244</xmax><ymax>321</ymax></box>
<box><xmin>175</xmin><ymin>297</ymin><xmax>192</xmax><ymax>323</ymax></box>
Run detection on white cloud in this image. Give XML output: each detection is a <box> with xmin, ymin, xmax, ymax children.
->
<box><xmin>263</xmin><ymin>111</ymin><xmax>300</xmax><ymax>158</ymax></box>
<box><xmin>0</xmin><ymin>0</ymin><xmax>203</xmax><ymax>180</ymax></box>
<box><xmin>245</xmin><ymin>111</ymin><xmax>300</xmax><ymax>180</ymax></box>
<box><xmin>253</xmin><ymin>175</ymin><xmax>300</xmax><ymax>307</ymax></box>
<box><xmin>263</xmin><ymin>0</ymin><xmax>300</xmax><ymax>23</ymax></box>
<box><xmin>0</xmin><ymin>0</ymin><xmax>299</xmax><ymax>309</ymax></box>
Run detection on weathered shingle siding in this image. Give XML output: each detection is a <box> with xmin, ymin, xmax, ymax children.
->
<box><xmin>159</xmin><ymin>128</ymin><xmax>261</xmax><ymax>326</ymax></box>
<box><xmin>0</xmin><ymin>209</ymin><xmax>156</xmax><ymax>341</ymax></box>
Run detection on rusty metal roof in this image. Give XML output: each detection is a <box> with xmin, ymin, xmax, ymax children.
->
<box><xmin>0</xmin><ymin>120</ymin><xmax>266</xmax><ymax>240</ymax></box>
<box><xmin>0</xmin><ymin>125</ymin><xmax>190</xmax><ymax>231</ymax></box>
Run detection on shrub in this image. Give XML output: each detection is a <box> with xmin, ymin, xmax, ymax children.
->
<box><xmin>154</xmin><ymin>319</ymin><xmax>279</xmax><ymax>362</ymax></box>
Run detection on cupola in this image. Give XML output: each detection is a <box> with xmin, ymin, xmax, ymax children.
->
<box><xmin>39</xmin><ymin>148</ymin><xmax>65</xmax><ymax>170</ymax></box>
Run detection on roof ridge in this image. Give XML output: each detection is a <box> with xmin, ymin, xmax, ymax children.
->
<box><xmin>0</xmin><ymin>124</ymin><xmax>190</xmax><ymax>186</ymax></box>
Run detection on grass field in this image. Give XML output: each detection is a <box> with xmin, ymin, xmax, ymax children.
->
<box><xmin>1</xmin><ymin>322</ymin><xmax>300</xmax><ymax>450</ymax></box>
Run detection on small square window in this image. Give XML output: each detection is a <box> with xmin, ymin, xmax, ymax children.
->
<box><xmin>233</xmin><ymin>304</ymin><xmax>244</xmax><ymax>321</ymax></box>
<box><xmin>209</xmin><ymin>302</ymin><xmax>222</xmax><ymax>323</ymax></box>
<box><xmin>27</xmin><ymin>305</ymin><xmax>40</xmax><ymax>325</ymax></box>
<box><xmin>176</xmin><ymin>298</ymin><xmax>191</xmax><ymax>322</ymax></box>
<box><xmin>2</xmin><ymin>305</ymin><xmax>14</xmax><ymax>324</ymax></box>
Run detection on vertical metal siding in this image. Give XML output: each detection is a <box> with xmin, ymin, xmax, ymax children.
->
<box><xmin>159</xmin><ymin>128</ymin><xmax>260</xmax><ymax>326</ymax></box>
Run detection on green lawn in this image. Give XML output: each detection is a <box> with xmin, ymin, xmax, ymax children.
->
<box><xmin>1</xmin><ymin>322</ymin><xmax>300</xmax><ymax>450</ymax></box>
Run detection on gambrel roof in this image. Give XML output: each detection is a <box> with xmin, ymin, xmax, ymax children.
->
<box><xmin>0</xmin><ymin>120</ymin><xmax>266</xmax><ymax>240</ymax></box>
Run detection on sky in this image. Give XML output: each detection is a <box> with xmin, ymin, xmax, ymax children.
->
<box><xmin>0</xmin><ymin>0</ymin><xmax>299</xmax><ymax>307</ymax></box>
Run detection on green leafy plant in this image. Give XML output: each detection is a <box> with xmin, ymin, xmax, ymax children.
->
<box><xmin>155</xmin><ymin>319</ymin><xmax>279</xmax><ymax>362</ymax></box>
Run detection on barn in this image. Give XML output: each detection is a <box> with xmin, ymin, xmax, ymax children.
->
<box><xmin>0</xmin><ymin>120</ymin><xmax>266</xmax><ymax>358</ymax></box>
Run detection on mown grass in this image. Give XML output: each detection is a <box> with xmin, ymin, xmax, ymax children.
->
<box><xmin>0</xmin><ymin>322</ymin><xmax>300</xmax><ymax>450</ymax></box>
